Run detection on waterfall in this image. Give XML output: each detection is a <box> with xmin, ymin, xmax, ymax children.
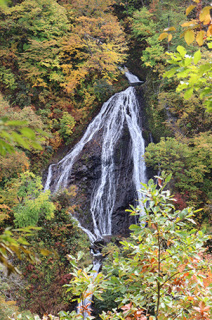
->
<box><xmin>125</xmin><ymin>71</ymin><xmax>143</xmax><ymax>85</ymax></box>
<box><xmin>44</xmin><ymin>77</ymin><xmax>146</xmax><ymax>240</ymax></box>
<box><xmin>119</xmin><ymin>66</ymin><xmax>143</xmax><ymax>85</ymax></box>
<box><xmin>44</xmin><ymin>73</ymin><xmax>147</xmax><ymax>318</ymax></box>
<box><xmin>71</xmin><ymin>216</ymin><xmax>97</xmax><ymax>243</ymax></box>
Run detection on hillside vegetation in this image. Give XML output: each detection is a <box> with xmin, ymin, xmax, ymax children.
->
<box><xmin>0</xmin><ymin>0</ymin><xmax>211</xmax><ymax>319</ymax></box>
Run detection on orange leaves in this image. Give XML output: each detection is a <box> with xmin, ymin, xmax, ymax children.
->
<box><xmin>49</xmin><ymin>132</ymin><xmax>62</xmax><ymax>151</ymax></box>
<box><xmin>177</xmin><ymin>255</ymin><xmax>212</xmax><ymax>320</ymax></box>
<box><xmin>157</xmin><ymin>177</ymin><xmax>163</xmax><ymax>187</ymax></box>
<box><xmin>60</xmin><ymin>1</ymin><xmax>127</xmax><ymax>100</ymax></box>
<box><xmin>193</xmin><ymin>301</ymin><xmax>211</xmax><ymax>320</ymax></box>
<box><xmin>0</xmin><ymin>151</ymin><xmax>30</xmax><ymax>182</ymax></box>
<box><xmin>77</xmin><ymin>301</ymin><xmax>92</xmax><ymax>317</ymax></box>
<box><xmin>207</xmin><ymin>24</ymin><xmax>212</xmax><ymax>37</ymax></box>
<box><xmin>121</xmin><ymin>302</ymin><xmax>133</xmax><ymax>313</ymax></box>
<box><xmin>178</xmin><ymin>263</ymin><xmax>186</xmax><ymax>273</ymax></box>
<box><xmin>121</xmin><ymin>303</ymin><xmax>147</xmax><ymax>320</ymax></box>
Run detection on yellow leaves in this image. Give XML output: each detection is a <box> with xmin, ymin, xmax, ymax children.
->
<box><xmin>158</xmin><ymin>32</ymin><xmax>168</xmax><ymax>41</ymax></box>
<box><xmin>181</xmin><ymin>24</ymin><xmax>207</xmax><ymax>46</ymax></box>
<box><xmin>158</xmin><ymin>31</ymin><xmax>173</xmax><ymax>42</ymax></box>
<box><xmin>64</xmin><ymin>68</ymin><xmax>88</xmax><ymax>94</ymax></box>
<box><xmin>168</xmin><ymin>34</ymin><xmax>172</xmax><ymax>42</ymax></box>
<box><xmin>81</xmin><ymin>90</ymin><xmax>96</xmax><ymax>108</ymax></box>
<box><xmin>199</xmin><ymin>6</ymin><xmax>211</xmax><ymax>25</ymax></box>
<box><xmin>49</xmin><ymin>131</ymin><xmax>62</xmax><ymax>151</ymax></box>
<box><xmin>207</xmin><ymin>24</ymin><xmax>212</xmax><ymax>37</ymax></box>
<box><xmin>60</xmin><ymin>4</ymin><xmax>127</xmax><ymax>102</ymax></box>
<box><xmin>186</xmin><ymin>5</ymin><xmax>196</xmax><ymax>16</ymax></box>
<box><xmin>0</xmin><ymin>151</ymin><xmax>30</xmax><ymax>182</ymax></box>
<box><xmin>40</xmin><ymin>248</ymin><xmax>51</xmax><ymax>256</ymax></box>
<box><xmin>181</xmin><ymin>20</ymin><xmax>197</xmax><ymax>28</ymax></box>
<box><xmin>32</xmin><ymin>77</ymin><xmax>48</xmax><ymax>88</ymax></box>
<box><xmin>182</xmin><ymin>29</ymin><xmax>206</xmax><ymax>46</ymax></box>
<box><xmin>180</xmin><ymin>3</ymin><xmax>212</xmax><ymax>47</ymax></box>
<box><xmin>196</xmin><ymin>30</ymin><xmax>205</xmax><ymax>46</ymax></box>
<box><xmin>164</xmin><ymin>26</ymin><xmax>176</xmax><ymax>32</ymax></box>
<box><xmin>184</xmin><ymin>30</ymin><xmax>195</xmax><ymax>45</ymax></box>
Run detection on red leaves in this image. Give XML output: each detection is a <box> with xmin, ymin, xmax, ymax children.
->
<box><xmin>174</xmin><ymin>192</ymin><xmax>187</xmax><ymax>210</ymax></box>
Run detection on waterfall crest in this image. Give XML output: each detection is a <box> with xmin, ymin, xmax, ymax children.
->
<box><xmin>125</xmin><ymin>71</ymin><xmax>143</xmax><ymax>85</ymax></box>
<box><xmin>45</xmin><ymin>84</ymin><xmax>146</xmax><ymax>240</ymax></box>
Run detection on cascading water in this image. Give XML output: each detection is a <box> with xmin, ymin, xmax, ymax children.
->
<box><xmin>44</xmin><ymin>80</ymin><xmax>146</xmax><ymax>240</ymax></box>
<box><xmin>125</xmin><ymin>70</ymin><xmax>143</xmax><ymax>85</ymax></box>
<box><xmin>44</xmin><ymin>72</ymin><xmax>146</xmax><ymax>318</ymax></box>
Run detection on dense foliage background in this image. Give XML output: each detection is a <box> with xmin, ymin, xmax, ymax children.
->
<box><xmin>0</xmin><ymin>0</ymin><xmax>211</xmax><ymax>319</ymax></box>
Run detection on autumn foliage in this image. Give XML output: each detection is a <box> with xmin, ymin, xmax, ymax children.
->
<box><xmin>0</xmin><ymin>0</ymin><xmax>127</xmax><ymax>148</ymax></box>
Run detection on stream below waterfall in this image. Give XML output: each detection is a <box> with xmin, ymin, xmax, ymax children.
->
<box><xmin>44</xmin><ymin>71</ymin><xmax>147</xmax><ymax>317</ymax></box>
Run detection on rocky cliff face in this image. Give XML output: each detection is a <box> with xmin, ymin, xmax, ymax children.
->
<box><xmin>70</xmin><ymin>123</ymin><xmax>137</xmax><ymax>236</ymax></box>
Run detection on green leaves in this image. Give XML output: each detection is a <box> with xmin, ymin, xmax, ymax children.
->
<box><xmin>0</xmin><ymin>117</ymin><xmax>44</xmax><ymax>156</ymax></box>
<box><xmin>163</xmin><ymin>67</ymin><xmax>178</xmax><ymax>78</ymax></box>
<box><xmin>164</xmin><ymin>47</ymin><xmax>212</xmax><ymax>112</ymax></box>
<box><xmin>96</xmin><ymin>178</ymin><xmax>211</xmax><ymax>319</ymax></box>
<box><xmin>184</xmin><ymin>87</ymin><xmax>193</xmax><ymax>99</ymax></box>
<box><xmin>13</xmin><ymin>171</ymin><xmax>55</xmax><ymax>227</ymax></box>
<box><xmin>193</xmin><ymin>50</ymin><xmax>201</xmax><ymax>64</ymax></box>
<box><xmin>145</xmin><ymin>135</ymin><xmax>212</xmax><ymax>212</ymax></box>
<box><xmin>59</xmin><ymin>112</ymin><xmax>76</xmax><ymax>143</ymax></box>
<box><xmin>132</xmin><ymin>2</ymin><xmax>187</xmax><ymax>69</ymax></box>
<box><xmin>177</xmin><ymin>45</ymin><xmax>186</xmax><ymax>57</ymax></box>
<box><xmin>0</xmin><ymin>226</ymin><xmax>40</xmax><ymax>275</ymax></box>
